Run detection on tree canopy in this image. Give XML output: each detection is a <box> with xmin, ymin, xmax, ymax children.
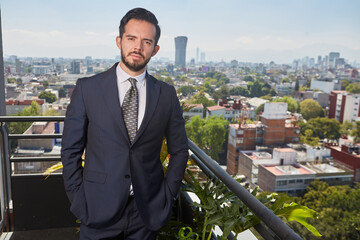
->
<box><xmin>186</xmin><ymin>115</ymin><xmax>229</xmax><ymax>160</ymax></box>
<box><xmin>229</xmin><ymin>86</ymin><xmax>250</xmax><ymax>97</ymax></box>
<box><xmin>187</xmin><ymin>92</ymin><xmax>216</xmax><ymax>108</ymax></box>
<box><xmin>290</xmin><ymin>180</ymin><xmax>360</xmax><ymax>240</ymax></box>
<box><xmin>178</xmin><ymin>85</ymin><xmax>196</xmax><ymax>97</ymax></box>
<box><xmin>298</xmin><ymin>117</ymin><xmax>341</xmax><ymax>141</ymax></box>
<box><xmin>38</xmin><ymin>91</ymin><xmax>57</xmax><ymax>103</ymax></box>
<box><xmin>299</xmin><ymin>99</ymin><xmax>324</xmax><ymax>120</ymax></box>
<box><xmin>345</xmin><ymin>82</ymin><xmax>360</xmax><ymax>94</ymax></box>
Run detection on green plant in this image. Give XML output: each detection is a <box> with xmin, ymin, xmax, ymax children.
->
<box><xmin>175</xmin><ymin>170</ymin><xmax>322</xmax><ymax>240</ymax></box>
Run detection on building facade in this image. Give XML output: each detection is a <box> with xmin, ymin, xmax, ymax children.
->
<box><xmin>174</xmin><ymin>36</ymin><xmax>188</xmax><ymax>67</ymax></box>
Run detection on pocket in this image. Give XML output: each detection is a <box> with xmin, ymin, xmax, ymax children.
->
<box><xmin>84</xmin><ymin>170</ymin><xmax>107</xmax><ymax>184</ymax></box>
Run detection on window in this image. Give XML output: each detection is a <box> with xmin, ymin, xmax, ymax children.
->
<box><xmin>296</xmin><ymin>179</ymin><xmax>303</xmax><ymax>183</ymax></box>
<box><xmin>304</xmin><ymin>179</ymin><xmax>314</xmax><ymax>184</ymax></box>
<box><xmin>277</xmin><ymin>180</ymin><xmax>287</xmax><ymax>186</ymax></box>
<box><xmin>236</xmin><ymin>138</ymin><xmax>243</xmax><ymax>144</ymax></box>
<box><xmin>288</xmin><ymin>180</ymin><xmax>296</xmax><ymax>184</ymax></box>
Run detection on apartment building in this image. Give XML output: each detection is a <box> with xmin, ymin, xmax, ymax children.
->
<box><xmin>328</xmin><ymin>90</ymin><xmax>360</xmax><ymax>123</ymax></box>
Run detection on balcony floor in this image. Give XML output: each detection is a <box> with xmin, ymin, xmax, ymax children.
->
<box><xmin>4</xmin><ymin>227</ymin><xmax>78</xmax><ymax>240</ymax></box>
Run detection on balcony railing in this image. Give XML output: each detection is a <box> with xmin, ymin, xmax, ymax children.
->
<box><xmin>0</xmin><ymin>116</ymin><xmax>302</xmax><ymax>239</ymax></box>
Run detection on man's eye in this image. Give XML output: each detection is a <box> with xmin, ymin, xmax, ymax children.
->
<box><xmin>145</xmin><ymin>41</ymin><xmax>152</xmax><ymax>45</ymax></box>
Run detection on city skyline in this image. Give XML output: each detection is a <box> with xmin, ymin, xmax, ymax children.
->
<box><xmin>1</xmin><ymin>0</ymin><xmax>359</xmax><ymax>64</ymax></box>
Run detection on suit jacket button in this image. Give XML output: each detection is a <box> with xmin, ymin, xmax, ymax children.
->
<box><xmin>125</xmin><ymin>175</ymin><xmax>130</xmax><ymax>179</ymax></box>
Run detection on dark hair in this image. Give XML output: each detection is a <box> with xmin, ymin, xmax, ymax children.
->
<box><xmin>119</xmin><ymin>8</ymin><xmax>161</xmax><ymax>46</ymax></box>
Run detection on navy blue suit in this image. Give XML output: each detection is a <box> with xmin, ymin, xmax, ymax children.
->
<box><xmin>61</xmin><ymin>63</ymin><xmax>189</xmax><ymax>232</ymax></box>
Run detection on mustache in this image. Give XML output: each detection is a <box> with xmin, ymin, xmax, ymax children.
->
<box><xmin>128</xmin><ymin>51</ymin><xmax>144</xmax><ymax>58</ymax></box>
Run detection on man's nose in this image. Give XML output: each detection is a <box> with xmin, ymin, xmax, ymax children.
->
<box><xmin>134</xmin><ymin>40</ymin><xmax>143</xmax><ymax>51</ymax></box>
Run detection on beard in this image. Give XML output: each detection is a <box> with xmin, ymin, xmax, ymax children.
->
<box><xmin>121</xmin><ymin>49</ymin><xmax>151</xmax><ymax>72</ymax></box>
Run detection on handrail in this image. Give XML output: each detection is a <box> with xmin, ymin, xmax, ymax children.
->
<box><xmin>188</xmin><ymin>139</ymin><xmax>302</xmax><ymax>240</ymax></box>
<box><xmin>0</xmin><ymin>116</ymin><xmax>302</xmax><ymax>239</ymax></box>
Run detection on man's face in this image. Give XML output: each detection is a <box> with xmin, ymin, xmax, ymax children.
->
<box><xmin>116</xmin><ymin>19</ymin><xmax>160</xmax><ymax>76</ymax></box>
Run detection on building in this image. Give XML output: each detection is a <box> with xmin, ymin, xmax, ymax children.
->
<box><xmin>174</xmin><ymin>36</ymin><xmax>187</xmax><ymax>67</ymax></box>
<box><xmin>310</xmin><ymin>77</ymin><xmax>341</xmax><ymax>94</ymax></box>
<box><xmin>206</xmin><ymin>98</ymin><xmax>241</xmax><ymax>121</ymax></box>
<box><xmin>329</xmin><ymin>52</ymin><xmax>340</xmax><ymax>67</ymax></box>
<box><xmin>328</xmin><ymin>90</ymin><xmax>360</xmax><ymax>123</ymax></box>
<box><xmin>70</xmin><ymin>60</ymin><xmax>80</xmax><ymax>74</ymax></box>
<box><xmin>183</xmin><ymin>103</ymin><xmax>204</xmax><ymax>120</ymax></box>
<box><xmin>15</xmin><ymin>121</ymin><xmax>64</xmax><ymax>174</ymax></box>
<box><xmin>257</xmin><ymin>148</ymin><xmax>352</xmax><ymax>196</ymax></box>
<box><xmin>293</xmin><ymin>91</ymin><xmax>329</xmax><ymax>108</ymax></box>
<box><xmin>227</xmin><ymin>102</ymin><xmax>300</xmax><ymax>174</ymax></box>
<box><xmin>326</xmin><ymin>137</ymin><xmax>360</xmax><ymax>181</ymax></box>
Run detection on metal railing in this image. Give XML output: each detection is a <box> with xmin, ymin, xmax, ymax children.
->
<box><xmin>0</xmin><ymin>116</ymin><xmax>302</xmax><ymax>239</ymax></box>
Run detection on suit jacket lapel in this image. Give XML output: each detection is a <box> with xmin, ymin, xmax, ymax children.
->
<box><xmin>101</xmin><ymin>63</ymin><xmax>130</xmax><ymax>145</ymax></box>
<box><xmin>132</xmin><ymin>73</ymin><xmax>160</xmax><ymax>145</ymax></box>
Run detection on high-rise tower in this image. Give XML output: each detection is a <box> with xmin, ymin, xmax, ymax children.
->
<box><xmin>174</xmin><ymin>36</ymin><xmax>187</xmax><ymax>67</ymax></box>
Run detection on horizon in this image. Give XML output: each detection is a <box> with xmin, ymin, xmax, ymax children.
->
<box><xmin>1</xmin><ymin>0</ymin><xmax>359</xmax><ymax>64</ymax></box>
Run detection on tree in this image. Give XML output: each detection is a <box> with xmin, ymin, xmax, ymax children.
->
<box><xmin>341</xmin><ymin>79</ymin><xmax>351</xmax><ymax>90</ymax></box>
<box><xmin>204</xmin><ymin>71</ymin><xmax>230</xmax><ymax>84</ymax></box>
<box><xmin>345</xmin><ymin>82</ymin><xmax>360</xmax><ymax>94</ymax></box>
<box><xmin>300</xmin><ymin>117</ymin><xmax>341</xmax><ymax>140</ymax></box>
<box><xmin>159</xmin><ymin>76</ymin><xmax>174</xmax><ymax>86</ymax></box>
<box><xmin>178</xmin><ymin>85</ymin><xmax>195</xmax><ymax>97</ymax></box>
<box><xmin>7</xmin><ymin>77</ymin><xmax>16</xmax><ymax>83</ymax></box>
<box><xmin>186</xmin><ymin>115</ymin><xmax>228</xmax><ymax>160</ymax></box>
<box><xmin>299</xmin><ymin>99</ymin><xmax>324</xmax><ymax>120</ymax></box>
<box><xmin>43</xmin><ymin>80</ymin><xmax>49</xmax><ymax>89</ymax></box>
<box><xmin>59</xmin><ymin>87</ymin><xmax>66</xmax><ymax>98</ymax></box>
<box><xmin>243</xmin><ymin>75</ymin><xmax>254</xmax><ymax>82</ymax></box>
<box><xmin>290</xmin><ymin>181</ymin><xmax>360</xmax><ymax>240</ymax></box>
<box><xmin>38</xmin><ymin>91</ymin><xmax>57</xmax><ymax>103</ymax></box>
<box><xmin>295</xmin><ymin>79</ymin><xmax>299</xmax><ymax>91</ymax></box>
<box><xmin>229</xmin><ymin>86</ymin><xmax>249</xmax><ymax>97</ymax></box>
<box><xmin>188</xmin><ymin>92</ymin><xmax>216</xmax><ymax>108</ymax></box>
<box><xmin>212</xmin><ymin>85</ymin><xmax>229</xmax><ymax>103</ymax></box>
<box><xmin>7</xmin><ymin>101</ymin><xmax>42</xmax><ymax>134</ymax></box>
<box><xmin>351</xmin><ymin>121</ymin><xmax>360</xmax><ymax>143</ymax></box>
<box><xmin>249</xmin><ymin>80</ymin><xmax>263</xmax><ymax>97</ymax></box>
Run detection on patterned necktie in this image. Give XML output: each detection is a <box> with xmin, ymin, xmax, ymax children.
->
<box><xmin>122</xmin><ymin>78</ymin><xmax>138</xmax><ymax>143</ymax></box>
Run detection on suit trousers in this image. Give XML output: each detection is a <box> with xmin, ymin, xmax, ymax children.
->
<box><xmin>79</xmin><ymin>196</ymin><xmax>157</xmax><ymax>240</ymax></box>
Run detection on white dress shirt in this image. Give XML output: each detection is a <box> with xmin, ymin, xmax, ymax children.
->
<box><xmin>116</xmin><ymin>64</ymin><xmax>147</xmax><ymax>130</ymax></box>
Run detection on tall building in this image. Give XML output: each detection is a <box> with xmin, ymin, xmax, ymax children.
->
<box><xmin>196</xmin><ymin>47</ymin><xmax>199</xmax><ymax>63</ymax></box>
<box><xmin>71</xmin><ymin>60</ymin><xmax>80</xmax><ymax>74</ymax></box>
<box><xmin>328</xmin><ymin>90</ymin><xmax>360</xmax><ymax>123</ymax></box>
<box><xmin>329</xmin><ymin>52</ymin><xmax>340</xmax><ymax>67</ymax></box>
<box><xmin>174</xmin><ymin>36</ymin><xmax>187</xmax><ymax>67</ymax></box>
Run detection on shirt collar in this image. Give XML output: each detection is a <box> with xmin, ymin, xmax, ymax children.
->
<box><xmin>116</xmin><ymin>63</ymin><xmax>146</xmax><ymax>85</ymax></box>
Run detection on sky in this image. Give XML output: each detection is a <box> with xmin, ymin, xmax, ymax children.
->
<box><xmin>1</xmin><ymin>0</ymin><xmax>359</xmax><ymax>64</ymax></box>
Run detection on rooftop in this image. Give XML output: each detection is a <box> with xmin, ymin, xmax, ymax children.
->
<box><xmin>265</xmin><ymin>164</ymin><xmax>314</xmax><ymax>176</ymax></box>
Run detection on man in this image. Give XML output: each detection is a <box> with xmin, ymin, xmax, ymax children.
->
<box><xmin>61</xmin><ymin>8</ymin><xmax>189</xmax><ymax>240</ymax></box>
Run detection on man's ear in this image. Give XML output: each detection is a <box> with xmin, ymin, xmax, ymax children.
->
<box><xmin>116</xmin><ymin>36</ymin><xmax>121</xmax><ymax>50</ymax></box>
<box><xmin>151</xmin><ymin>45</ymin><xmax>160</xmax><ymax>57</ymax></box>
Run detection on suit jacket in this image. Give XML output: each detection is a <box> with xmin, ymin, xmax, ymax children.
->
<box><xmin>61</xmin><ymin>63</ymin><xmax>189</xmax><ymax>231</ymax></box>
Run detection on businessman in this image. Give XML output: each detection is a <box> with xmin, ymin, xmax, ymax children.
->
<box><xmin>61</xmin><ymin>8</ymin><xmax>189</xmax><ymax>240</ymax></box>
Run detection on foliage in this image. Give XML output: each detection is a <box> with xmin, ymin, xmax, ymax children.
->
<box><xmin>299</xmin><ymin>117</ymin><xmax>341</xmax><ymax>141</ymax></box>
<box><xmin>7</xmin><ymin>101</ymin><xmax>42</xmax><ymax>134</ymax></box>
<box><xmin>38</xmin><ymin>91</ymin><xmax>57</xmax><ymax>103</ymax></box>
<box><xmin>180</xmin><ymin>171</ymin><xmax>321</xmax><ymax>240</ymax></box>
<box><xmin>185</xmin><ymin>115</ymin><xmax>228</xmax><ymax>160</ymax></box>
<box><xmin>272</xmin><ymin>96</ymin><xmax>299</xmax><ymax>113</ymax></box>
<box><xmin>178</xmin><ymin>85</ymin><xmax>196</xmax><ymax>97</ymax></box>
<box><xmin>187</xmin><ymin>92</ymin><xmax>216</xmax><ymax>108</ymax></box>
<box><xmin>204</xmin><ymin>71</ymin><xmax>230</xmax><ymax>84</ymax></box>
<box><xmin>7</xmin><ymin>77</ymin><xmax>16</xmax><ymax>83</ymax></box>
<box><xmin>43</xmin><ymin>80</ymin><xmax>49</xmax><ymax>89</ymax></box>
<box><xmin>211</xmin><ymin>85</ymin><xmax>229</xmax><ymax>103</ymax></box>
<box><xmin>59</xmin><ymin>87</ymin><xmax>66</xmax><ymax>98</ymax></box>
<box><xmin>243</xmin><ymin>75</ymin><xmax>254</xmax><ymax>82</ymax></box>
<box><xmin>299</xmin><ymin>99</ymin><xmax>324</xmax><ymax>120</ymax></box>
<box><xmin>159</xmin><ymin>75</ymin><xmax>175</xmax><ymax>86</ymax></box>
<box><xmin>249</xmin><ymin>80</ymin><xmax>263</xmax><ymax>97</ymax></box>
<box><xmin>299</xmin><ymin>129</ymin><xmax>320</xmax><ymax>146</ymax></box>
<box><xmin>350</xmin><ymin>121</ymin><xmax>360</xmax><ymax>143</ymax></box>
<box><xmin>290</xmin><ymin>180</ymin><xmax>360</xmax><ymax>239</ymax></box>
<box><xmin>229</xmin><ymin>86</ymin><xmax>249</xmax><ymax>97</ymax></box>
<box><xmin>345</xmin><ymin>82</ymin><xmax>360</xmax><ymax>94</ymax></box>
<box><xmin>341</xmin><ymin>79</ymin><xmax>351</xmax><ymax>90</ymax></box>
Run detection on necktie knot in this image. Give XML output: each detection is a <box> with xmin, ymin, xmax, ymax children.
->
<box><xmin>128</xmin><ymin>78</ymin><xmax>137</xmax><ymax>89</ymax></box>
